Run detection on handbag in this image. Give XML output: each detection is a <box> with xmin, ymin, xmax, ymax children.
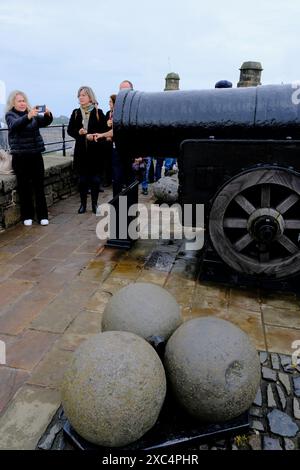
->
<box><xmin>0</xmin><ymin>149</ymin><xmax>14</xmax><ymax>175</ymax></box>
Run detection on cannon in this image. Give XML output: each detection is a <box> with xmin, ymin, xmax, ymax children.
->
<box><xmin>114</xmin><ymin>85</ymin><xmax>300</xmax><ymax>281</ymax></box>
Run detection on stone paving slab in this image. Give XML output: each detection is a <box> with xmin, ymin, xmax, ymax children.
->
<box><xmin>0</xmin><ymin>367</ymin><xmax>30</xmax><ymax>414</ymax></box>
<box><xmin>135</xmin><ymin>269</ymin><xmax>169</xmax><ymax>286</ymax></box>
<box><xmin>5</xmin><ymin>330</ymin><xmax>59</xmax><ymax>371</ymax></box>
<box><xmin>0</xmin><ymin>385</ymin><xmax>60</xmax><ymax>450</ymax></box>
<box><xmin>262</xmin><ymin>306</ymin><xmax>300</xmax><ymax>330</ymax></box>
<box><xmin>84</xmin><ymin>291</ymin><xmax>112</xmax><ymax>314</ymax></box>
<box><xmin>30</xmin><ymin>279</ymin><xmax>99</xmax><ymax>334</ymax></box>
<box><xmin>27</xmin><ymin>346</ymin><xmax>73</xmax><ymax>389</ymax></box>
<box><xmin>265</xmin><ymin>325</ymin><xmax>300</xmax><ymax>355</ymax></box>
<box><xmin>0</xmin><ymin>288</ymin><xmax>57</xmax><ymax>335</ymax></box>
<box><xmin>0</xmin><ymin>279</ymin><xmax>34</xmax><ymax>310</ymax></box>
<box><xmin>193</xmin><ymin>283</ymin><xmax>229</xmax><ymax>300</ymax></box>
<box><xmin>37</xmin><ymin>242</ymin><xmax>82</xmax><ymax>261</ymax></box>
<box><xmin>0</xmin><ymin>251</ymin><xmax>14</xmax><ymax>263</ymax></box>
<box><xmin>54</xmin><ymin>333</ymin><xmax>94</xmax><ymax>352</ymax></box>
<box><xmin>229</xmin><ymin>288</ymin><xmax>261</xmax><ymax>313</ymax></box>
<box><xmin>1</xmin><ymin>191</ymin><xmax>300</xmax><ymax>450</ymax></box>
<box><xmin>78</xmin><ymin>259</ymin><xmax>117</xmax><ymax>282</ymax></box>
<box><xmin>0</xmin><ymin>263</ymin><xmax>22</xmax><ymax>281</ymax></box>
<box><xmin>11</xmin><ymin>258</ymin><xmax>58</xmax><ymax>281</ymax></box>
<box><xmin>65</xmin><ymin>310</ymin><xmax>103</xmax><ymax>335</ymax></box>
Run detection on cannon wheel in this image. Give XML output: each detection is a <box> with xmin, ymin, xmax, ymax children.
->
<box><xmin>209</xmin><ymin>168</ymin><xmax>300</xmax><ymax>278</ymax></box>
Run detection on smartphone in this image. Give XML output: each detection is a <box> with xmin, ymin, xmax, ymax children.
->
<box><xmin>36</xmin><ymin>105</ymin><xmax>46</xmax><ymax>113</ymax></box>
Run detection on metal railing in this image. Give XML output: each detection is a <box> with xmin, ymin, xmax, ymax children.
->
<box><xmin>0</xmin><ymin>124</ymin><xmax>74</xmax><ymax>156</ymax></box>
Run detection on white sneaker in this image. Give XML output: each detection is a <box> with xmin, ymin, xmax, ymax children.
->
<box><xmin>40</xmin><ymin>219</ymin><xmax>49</xmax><ymax>226</ymax></box>
<box><xmin>23</xmin><ymin>219</ymin><xmax>32</xmax><ymax>226</ymax></box>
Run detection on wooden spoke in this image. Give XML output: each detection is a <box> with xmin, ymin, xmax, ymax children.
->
<box><xmin>234</xmin><ymin>233</ymin><xmax>253</xmax><ymax>252</ymax></box>
<box><xmin>223</xmin><ymin>218</ymin><xmax>248</xmax><ymax>229</ymax></box>
<box><xmin>285</xmin><ymin>220</ymin><xmax>300</xmax><ymax>229</ymax></box>
<box><xmin>209</xmin><ymin>168</ymin><xmax>300</xmax><ymax>279</ymax></box>
<box><xmin>276</xmin><ymin>194</ymin><xmax>299</xmax><ymax>215</ymax></box>
<box><xmin>234</xmin><ymin>195</ymin><xmax>256</xmax><ymax>215</ymax></box>
<box><xmin>277</xmin><ymin>235</ymin><xmax>299</xmax><ymax>254</ymax></box>
<box><xmin>261</xmin><ymin>185</ymin><xmax>271</xmax><ymax>208</ymax></box>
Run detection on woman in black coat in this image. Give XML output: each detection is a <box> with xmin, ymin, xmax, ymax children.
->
<box><xmin>5</xmin><ymin>90</ymin><xmax>53</xmax><ymax>226</ymax></box>
<box><xmin>67</xmin><ymin>86</ymin><xmax>107</xmax><ymax>214</ymax></box>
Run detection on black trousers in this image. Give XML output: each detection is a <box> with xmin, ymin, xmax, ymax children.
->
<box><xmin>79</xmin><ymin>175</ymin><xmax>101</xmax><ymax>204</ymax></box>
<box><xmin>112</xmin><ymin>148</ymin><xmax>123</xmax><ymax>197</ymax></box>
<box><xmin>12</xmin><ymin>153</ymin><xmax>48</xmax><ymax>221</ymax></box>
<box><xmin>112</xmin><ymin>149</ymin><xmax>135</xmax><ymax>197</ymax></box>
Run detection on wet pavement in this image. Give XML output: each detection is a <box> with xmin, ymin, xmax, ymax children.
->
<box><xmin>0</xmin><ymin>185</ymin><xmax>300</xmax><ymax>450</ymax></box>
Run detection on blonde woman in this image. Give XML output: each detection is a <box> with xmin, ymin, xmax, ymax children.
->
<box><xmin>67</xmin><ymin>86</ymin><xmax>107</xmax><ymax>214</ymax></box>
<box><xmin>5</xmin><ymin>90</ymin><xmax>53</xmax><ymax>226</ymax></box>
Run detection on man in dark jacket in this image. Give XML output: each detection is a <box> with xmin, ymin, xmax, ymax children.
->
<box><xmin>5</xmin><ymin>90</ymin><xmax>53</xmax><ymax>226</ymax></box>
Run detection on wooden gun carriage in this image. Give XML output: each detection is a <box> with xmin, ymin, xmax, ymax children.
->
<box><xmin>114</xmin><ymin>85</ymin><xmax>300</xmax><ymax>281</ymax></box>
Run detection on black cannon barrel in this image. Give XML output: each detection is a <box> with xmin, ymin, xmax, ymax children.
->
<box><xmin>113</xmin><ymin>84</ymin><xmax>300</xmax><ymax>157</ymax></box>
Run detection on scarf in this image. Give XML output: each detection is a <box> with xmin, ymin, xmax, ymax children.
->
<box><xmin>80</xmin><ymin>103</ymin><xmax>95</xmax><ymax>130</ymax></box>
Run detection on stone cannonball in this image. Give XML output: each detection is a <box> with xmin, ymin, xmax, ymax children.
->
<box><xmin>164</xmin><ymin>317</ymin><xmax>261</xmax><ymax>422</ymax></box>
<box><xmin>153</xmin><ymin>176</ymin><xmax>178</xmax><ymax>204</ymax></box>
<box><xmin>102</xmin><ymin>282</ymin><xmax>182</xmax><ymax>341</ymax></box>
<box><xmin>61</xmin><ymin>331</ymin><xmax>166</xmax><ymax>447</ymax></box>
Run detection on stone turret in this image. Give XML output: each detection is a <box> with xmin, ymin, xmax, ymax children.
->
<box><xmin>165</xmin><ymin>72</ymin><xmax>180</xmax><ymax>91</ymax></box>
<box><xmin>237</xmin><ymin>61</ymin><xmax>263</xmax><ymax>87</ymax></box>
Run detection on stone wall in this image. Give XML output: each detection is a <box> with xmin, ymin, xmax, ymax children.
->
<box><xmin>0</xmin><ymin>155</ymin><xmax>77</xmax><ymax>228</ymax></box>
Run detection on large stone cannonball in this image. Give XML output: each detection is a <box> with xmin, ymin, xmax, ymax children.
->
<box><xmin>153</xmin><ymin>176</ymin><xmax>178</xmax><ymax>204</ymax></box>
<box><xmin>61</xmin><ymin>331</ymin><xmax>166</xmax><ymax>447</ymax></box>
<box><xmin>164</xmin><ymin>317</ymin><xmax>261</xmax><ymax>422</ymax></box>
<box><xmin>102</xmin><ymin>282</ymin><xmax>182</xmax><ymax>341</ymax></box>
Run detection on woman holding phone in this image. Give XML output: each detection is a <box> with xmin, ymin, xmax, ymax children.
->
<box><xmin>5</xmin><ymin>90</ymin><xmax>53</xmax><ymax>226</ymax></box>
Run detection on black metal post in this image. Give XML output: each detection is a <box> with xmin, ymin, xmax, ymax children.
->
<box><xmin>62</xmin><ymin>124</ymin><xmax>66</xmax><ymax>156</ymax></box>
<box><xmin>105</xmin><ymin>180</ymin><xmax>139</xmax><ymax>249</ymax></box>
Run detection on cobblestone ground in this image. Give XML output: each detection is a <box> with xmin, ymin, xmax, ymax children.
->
<box><xmin>37</xmin><ymin>351</ymin><xmax>300</xmax><ymax>451</ymax></box>
<box><xmin>1</xmin><ymin>187</ymin><xmax>300</xmax><ymax>450</ymax></box>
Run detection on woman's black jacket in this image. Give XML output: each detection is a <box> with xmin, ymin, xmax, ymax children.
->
<box><xmin>67</xmin><ymin>107</ymin><xmax>107</xmax><ymax>175</ymax></box>
<box><xmin>5</xmin><ymin>109</ymin><xmax>53</xmax><ymax>155</ymax></box>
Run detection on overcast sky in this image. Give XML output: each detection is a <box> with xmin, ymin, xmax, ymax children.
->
<box><xmin>0</xmin><ymin>0</ymin><xmax>299</xmax><ymax>117</ymax></box>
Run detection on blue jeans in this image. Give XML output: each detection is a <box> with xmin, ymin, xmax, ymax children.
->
<box><xmin>164</xmin><ymin>158</ymin><xmax>177</xmax><ymax>171</ymax></box>
<box><xmin>154</xmin><ymin>158</ymin><xmax>164</xmax><ymax>181</ymax></box>
<box><xmin>142</xmin><ymin>157</ymin><xmax>152</xmax><ymax>190</ymax></box>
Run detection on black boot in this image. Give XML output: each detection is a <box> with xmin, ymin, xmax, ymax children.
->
<box><xmin>91</xmin><ymin>184</ymin><xmax>100</xmax><ymax>213</ymax></box>
<box><xmin>78</xmin><ymin>204</ymin><xmax>86</xmax><ymax>214</ymax></box>
<box><xmin>91</xmin><ymin>193</ymin><xmax>98</xmax><ymax>214</ymax></box>
<box><xmin>78</xmin><ymin>194</ymin><xmax>87</xmax><ymax>214</ymax></box>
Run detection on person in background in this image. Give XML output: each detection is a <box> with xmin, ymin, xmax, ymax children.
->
<box><xmin>95</xmin><ymin>80</ymin><xmax>135</xmax><ymax>196</ymax></box>
<box><xmin>154</xmin><ymin>157</ymin><xmax>164</xmax><ymax>181</ymax></box>
<box><xmin>102</xmin><ymin>94</ymin><xmax>116</xmax><ymax>187</ymax></box>
<box><xmin>119</xmin><ymin>80</ymin><xmax>133</xmax><ymax>91</ymax></box>
<box><xmin>94</xmin><ymin>93</ymin><xmax>122</xmax><ymax>197</ymax></box>
<box><xmin>67</xmin><ymin>86</ymin><xmax>107</xmax><ymax>214</ymax></box>
<box><xmin>164</xmin><ymin>157</ymin><xmax>177</xmax><ymax>176</ymax></box>
<box><xmin>140</xmin><ymin>156</ymin><xmax>152</xmax><ymax>195</ymax></box>
<box><xmin>5</xmin><ymin>90</ymin><xmax>53</xmax><ymax>226</ymax></box>
<box><xmin>119</xmin><ymin>80</ymin><xmax>134</xmax><ymax>187</ymax></box>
